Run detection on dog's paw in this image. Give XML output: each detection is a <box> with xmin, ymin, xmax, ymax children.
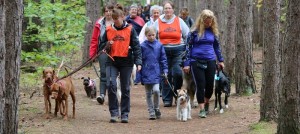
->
<box><xmin>214</xmin><ymin>108</ymin><xmax>218</xmax><ymax>111</ymax></box>
<box><xmin>225</xmin><ymin>105</ymin><xmax>229</xmax><ymax>109</ymax></box>
<box><xmin>188</xmin><ymin>116</ymin><xmax>192</xmax><ymax>119</ymax></box>
<box><xmin>220</xmin><ymin>109</ymin><xmax>224</xmax><ymax>114</ymax></box>
<box><xmin>182</xmin><ymin>119</ymin><xmax>187</xmax><ymax>122</ymax></box>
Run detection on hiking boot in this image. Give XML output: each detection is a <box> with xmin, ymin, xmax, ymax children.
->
<box><xmin>121</xmin><ymin>118</ymin><xmax>129</xmax><ymax>123</ymax></box>
<box><xmin>163</xmin><ymin>102</ymin><xmax>172</xmax><ymax>107</ymax></box>
<box><xmin>97</xmin><ymin>95</ymin><xmax>104</xmax><ymax>104</ymax></box>
<box><xmin>205</xmin><ymin>103</ymin><xmax>209</xmax><ymax>114</ymax></box>
<box><xmin>154</xmin><ymin>109</ymin><xmax>161</xmax><ymax>119</ymax></box>
<box><xmin>149</xmin><ymin>113</ymin><xmax>156</xmax><ymax>120</ymax></box>
<box><xmin>110</xmin><ymin>116</ymin><xmax>118</xmax><ymax>123</ymax></box>
<box><xmin>199</xmin><ymin>109</ymin><xmax>207</xmax><ymax>118</ymax></box>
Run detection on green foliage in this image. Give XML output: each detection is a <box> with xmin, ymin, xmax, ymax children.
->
<box><xmin>22</xmin><ymin>0</ymin><xmax>87</xmax><ymax>66</ymax></box>
<box><xmin>249</xmin><ymin>121</ymin><xmax>277</xmax><ymax>134</ymax></box>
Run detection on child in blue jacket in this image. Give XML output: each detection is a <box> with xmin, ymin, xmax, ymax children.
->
<box><xmin>140</xmin><ymin>26</ymin><xmax>168</xmax><ymax>120</ymax></box>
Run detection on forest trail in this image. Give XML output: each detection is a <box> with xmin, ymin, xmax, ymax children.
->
<box><xmin>18</xmin><ymin>49</ymin><xmax>264</xmax><ymax>134</ymax></box>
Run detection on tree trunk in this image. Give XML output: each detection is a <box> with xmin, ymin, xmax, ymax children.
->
<box><xmin>260</xmin><ymin>0</ymin><xmax>281</xmax><ymax>122</ymax></box>
<box><xmin>277</xmin><ymin>0</ymin><xmax>300</xmax><ymax>133</ymax></box>
<box><xmin>258</xmin><ymin>0</ymin><xmax>263</xmax><ymax>47</ymax></box>
<box><xmin>0</xmin><ymin>0</ymin><xmax>5</xmax><ymax>133</ymax></box>
<box><xmin>235</xmin><ymin>0</ymin><xmax>256</xmax><ymax>94</ymax></box>
<box><xmin>252</xmin><ymin>0</ymin><xmax>259</xmax><ymax>47</ymax></box>
<box><xmin>1</xmin><ymin>0</ymin><xmax>23</xmax><ymax>133</ymax></box>
<box><xmin>224</xmin><ymin>0</ymin><xmax>236</xmax><ymax>80</ymax></box>
<box><xmin>197</xmin><ymin>0</ymin><xmax>209</xmax><ymax>13</ymax></box>
<box><xmin>188</xmin><ymin>0</ymin><xmax>197</xmax><ymax>20</ymax></box>
<box><xmin>82</xmin><ymin>0</ymin><xmax>101</xmax><ymax>65</ymax></box>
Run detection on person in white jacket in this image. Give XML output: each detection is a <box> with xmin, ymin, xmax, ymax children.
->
<box><xmin>138</xmin><ymin>5</ymin><xmax>163</xmax><ymax>43</ymax></box>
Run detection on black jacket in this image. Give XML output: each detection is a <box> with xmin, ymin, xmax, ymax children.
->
<box><xmin>99</xmin><ymin>21</ymin><xmax>142</xmax><ymax>67</ymax></box>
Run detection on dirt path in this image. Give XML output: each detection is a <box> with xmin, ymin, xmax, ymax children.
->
<box><xmin>18</xmin><ymin>64</ymin><xmax>261</xmax><ymax>134</ymax></box>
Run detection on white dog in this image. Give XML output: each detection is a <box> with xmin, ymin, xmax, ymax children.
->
<box><xmin>116</xmin><ymin>65</ymin><xmax>137</xmax><ymax>99</ymax></box>
<box><xmin>176</xmin><ymin>89</ymin><xmax>192</xmax><ymax>122</ymax></box>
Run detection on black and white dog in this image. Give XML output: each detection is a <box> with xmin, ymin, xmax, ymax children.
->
<box><xmin>81</xmin><ymin>77</ymin><xmax>97</xmax><ymax>99</ymax></box>
<box><xmin>214</xmin><ymin>69</ymin><xmax>230</xmax><ymax>113</ymax></box>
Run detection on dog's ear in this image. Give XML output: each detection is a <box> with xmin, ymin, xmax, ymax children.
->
<box><xmin>42</xmin><ymin>70</ymin><xmax>46</xmax><ymax>79</ymax></box>
<box><xmin>88</xmin><ymin>77</ymin><xmax>90</xmax><ymax>80</ymax></box>
<box><xmin>183</xmin><ymin>89</ymin><xmax>187</xmax><ymax>93</ymax></box>
<box><xmin>177</xmin><ymin>89</ymin><xmax>180</xmax><ymax>93</ymax></box>
<box><xmin>52</xmin><ymin>70</ymin><xmax>56</xmax><ymax>78</ymax></box>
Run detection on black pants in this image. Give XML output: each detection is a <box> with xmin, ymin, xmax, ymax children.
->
<box><xmin>191</xmin><ymin>60</ymin><xmax>216</xmax><ymax>103</ymax></box>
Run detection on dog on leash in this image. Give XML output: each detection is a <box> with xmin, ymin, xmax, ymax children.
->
<box><xmin>81</xmin><ymin>77</ymin><xmax>96</xmax><ymax>99</ymax></box>
<box><xmin>50</xmin><ymin>75</ymin><xmax>76</xmax><ymax>120</ymax></box>
<box><xmin>42</xmin><ymin>67</ymin><xmax>58</xmax><ymax>119</ymax></box>
<box><xmin>176</xmin><ymin>89</ymin><xmax>192</xmax><ymax>122</ymax></box>
<box><xmin>116</xmin><ymin>65</ymin><xmax>137</xmax><ymax>99</ymax></box>
<box><xmin>182</xmin><ymin>71</ymin><xmax>197</xmax><ymax>108</ymax></box>
<box><xmin>214</xmin><ymin>69</ymin><xmax>230</xmax><ymax>113</ymax></box>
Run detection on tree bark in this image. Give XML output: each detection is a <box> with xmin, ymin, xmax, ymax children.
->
<box><xmin>0</xmin><ymin>0</ymin><xmax>6</xmax><ymax>133</ymax></box>
<box><xmin>82</xmin><ymin>0</ymin><xmax>101</xmax><ymax>65</ymax></box>
<box><xmin>277</xmin><ymin>0</ymin><xmax>300</xmax><ymax>133</ymax></box>
<box><xmin>235</xmin><ymin>0</ymin><xmax>256</xmax><ymax>94</ymax></box>
<box><xmin>252</xmin><ymin>0</ymin><xmax>259</xmax><ymax>47</ymax></box>
<box><xmin>260</xmin><ymin>0</ymin><xmax>281</xmax><ymax>122</ymax></box>
<box><xmin>1</xmin><ymin>0</ymin><xmax>23</xmax><ymax>133</ymax></box>
<box><xmin>224</xmin><ymin>0</ymin><xmax>236</xmax><ymax>80</ymax></box>
<box><xmin>188</xmin><ymin>0</ymin><xmax>197</xmax><ymax>20</ymax></box>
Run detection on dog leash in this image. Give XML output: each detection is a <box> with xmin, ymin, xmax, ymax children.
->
<box><xmin>162</xmin><ymin>74</ymin><xmax>178</xmax><ymax>97</ymax></box>
<box><xmin>92</xmin><ymin>63</ymin><xmax>101</xmax><ymax>79</ymax></box>
<box><xmin>56</xmin><ymin>43</ymin><xmax>114</xmax><ymax>81</ymax></box>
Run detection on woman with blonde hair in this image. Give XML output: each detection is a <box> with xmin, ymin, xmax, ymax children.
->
<box><xmin>183</xmin><ymin>9</ymin><xmax>224</xmax><ymax>118</ymax></box>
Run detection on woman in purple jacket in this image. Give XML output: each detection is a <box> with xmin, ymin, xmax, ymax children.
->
<box><xmin>183</xmin><ymin>9</ymin><xmax>225</xmax><ymax>118</ymax></box>
<box><xmin>140</xmin><ymin>26</ymin><xmax>168</xmax><ymax>120</ymax></box>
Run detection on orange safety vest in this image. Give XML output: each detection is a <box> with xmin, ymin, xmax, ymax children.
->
<box><xmin>158</xmin><ymin>17</ymin><xmax>181</xmax><ymax>45</ymax></box>
<box><xmin>106</xmin><ymin>25</ymin><xmax>132</xmax><ymax>57</ymax></box>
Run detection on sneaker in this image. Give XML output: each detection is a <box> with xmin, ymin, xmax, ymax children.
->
<box><xmin>154</xmin><ymin>109</ymin><xmax>161</xmax><ymax>119</ymax></box>
<box><xmin>97</xmin><ymin>96</ymin><xmax>104</xmax><ymax>104</ymax></box>
<box><xmin>149</xmin><ymin>114</ymin><xmax>156</xmax><ymax>120</ymax></box>
<box><xmin>121</xmin><ymin>118</ymin><xmax>128</xmax><ymax>123</ymax></box>
<box><xmin>205</xmin><ymin>103</ymin><xmax>209</xmax><ymax>114</ymax></box>
<box><xmin>199</xmin><ymin>109</ymin><xmax>207</xmax><ymax>118</ymax></box>
<box><xmin>163</xmin><ymin>102</ymin><xmax>172</xmax><ymax>107</ymax></box>
<box><xmin>110</xmin><ymin>116</ymin><xmax>118</xmax><ymax>123</ymax></box>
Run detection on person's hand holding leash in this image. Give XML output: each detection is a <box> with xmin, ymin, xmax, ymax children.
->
<box><xmin>218</xmin><ymin>62</ymin><xmax>225</xmax><ymax>70</ymax></box>
<box><xmin>137</xmin><ymin>65</ymin><xmax>142</xmax><ymax>72</ymax></box>
<box><xmin>183</xmin><ymin>66</ymin><xmax>190</xmax><ymax>74</ymax></box>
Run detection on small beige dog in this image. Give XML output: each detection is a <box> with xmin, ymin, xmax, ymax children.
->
<box><xmin>176</xmin><ymin>89</ymin><xmax>192</xmax><ymax>122</ymax></box>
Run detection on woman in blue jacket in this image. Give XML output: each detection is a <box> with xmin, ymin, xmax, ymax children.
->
<box><xmin>140</xmin><ymin>26</ymin><xmax>168</xmax><ymax>120</ymax></box>
<box><xmin>183</xmin><ymin>9</ymin><xmax>225</xmax><ymax>118</ymax></box>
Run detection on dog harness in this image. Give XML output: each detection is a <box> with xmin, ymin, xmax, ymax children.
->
<box><xmin>88</xmin><ymin>79</ymin><xmax>95</xmax><ymax>87</ymax></box>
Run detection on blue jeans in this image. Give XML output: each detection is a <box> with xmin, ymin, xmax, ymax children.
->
<box><xmin>98</xmin><ymin>53</ymin><xmax>108</xmax><ymax>96</ymax></box>
<box><xmin>144</xmin><ymin>84</ymin><xmax>160</xmax><ymax>115</ymax></box>
<box><xmin>161</xmin><ymin>45</ymin><xmax>185</xmax><ymax>104</ymax></box>
<box><xmin>106</xmin><ymin>65</ymin><xmax>133</xmax><ymax>119</ymax></box>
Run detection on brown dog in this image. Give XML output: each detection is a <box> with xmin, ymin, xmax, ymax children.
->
<box><xmin>50</xmin><ymin>76</ymin><xmax>76</xmax><ymax>120</ymax></box>
<box><xmin>42</xmin><ymin>67</ymin><xmax>57</xmax><ymax>119</ymax></box>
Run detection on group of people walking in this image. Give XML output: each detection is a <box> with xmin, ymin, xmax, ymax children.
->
<box><xmin>89</xmin><ymin>1</ymin><xmax>224</xmax><ymax>123</ymax></box>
